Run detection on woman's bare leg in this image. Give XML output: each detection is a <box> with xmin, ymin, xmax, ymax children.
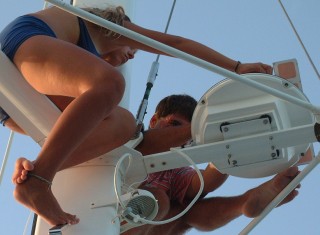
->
<box><xmin>59</xmin><ymin>106</ymin><xmax>136</xmax><ymax>169</ymax></box>
<box><xmin>12</xmin><ymin>107</ymin><xmax>135</xmax><ymax>182</ymax></box>
<box><xmin>12</xmin><ymin>35</ymin><xmax>135</xmax><ymax>225</ymax></box>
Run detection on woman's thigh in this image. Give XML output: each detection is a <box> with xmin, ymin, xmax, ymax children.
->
<box><xmin>13</xmin><ymin>35</ymin><xmax>123</xmax><ymax>98</ymax></box>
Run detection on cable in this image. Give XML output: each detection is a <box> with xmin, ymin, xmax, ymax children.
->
<box><xmin>114</xmin><ymin>153</ymin><xmax>133</xmax><ymax>209</ymax></box>
<box><xmin>114</xmin><ymin>147</ymin><xmax>204</xmax><ymax>225</ymax></box>
<box><xmin>134</xmin><ymin>0</ymin><xmax>177</xmax><ymax>137</ymax></box>
<box><xmin>126</xmin><ymin>178</ymin><xmax>147</xmax><ymax>192</ymax></box>
<box><xmin>112</xmin><ymin>153</ymin><xmax>134</xmax><ymax>225</ymax></box>
<box><xmin>23</xmin><ymin>210</ymin><xmax>33</xmax><ymax>235</ymax></box>
<box><xmin>129</xmin><ymin>147</ymin><xmax>204</xmax><ymax>225</ymax></box>
<box><xmin>278</xmin><ymin>0</ymin><xmax>320</xmax><ymax>80</ymax></box>
<box><xmin>0</xmin><ymin>131</ymin><xmax>14</xmax><ymax>185</ymax></box>
<box><xmin>121</xmin><ymin>153</ymin><xmax>133</xmax><ymax>191</ymax></box>
<box><xmin>154</xmin><ymin>0</ymin><xmax>177</xmax><ymax>63</ymax></box>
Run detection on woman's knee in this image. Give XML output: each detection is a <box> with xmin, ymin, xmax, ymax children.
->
<box><xmin>104</xmin><ymin>70</ymin><xmax>126</xmax><ymax>99</ymax></box>
<box><xmin>79</xmin><ymin>67</ymin><xmax>126</xmax><ymax>104</ymax></box>
<box><xmin>115</xmin><ymin>107</ymin><xmax>136</xmax><ymax>137</ymax></box>
<box><xmin>103</xmin><ymin>107</ymin><xmax>135</xmax><ymax>146</ymax></box>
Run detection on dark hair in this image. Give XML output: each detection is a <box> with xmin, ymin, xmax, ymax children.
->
<box><xmin>155</xmin><ymin>94</ymin><xmax>197</xmax><ymax>122</ymax></box>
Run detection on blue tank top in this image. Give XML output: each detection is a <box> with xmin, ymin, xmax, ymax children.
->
<box><xmin>77</xmin><ymin>17</ymin><xmax>100</xmax><ymax>57</ymax></box>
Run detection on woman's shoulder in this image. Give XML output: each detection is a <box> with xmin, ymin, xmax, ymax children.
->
<box><xmin>31</xmin><ymin>6</ymin><xmax>74</xmax><ymax>20</ymax></box>
<box><xmin>31</xmin><ymin>7</ymin><xmax>79</xmax><ymax>43</ymax></box>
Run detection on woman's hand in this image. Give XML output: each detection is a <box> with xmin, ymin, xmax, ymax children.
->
<box><xmin>237</xmin><ymin>62</ymin><xmax>273</xmax><ymax>75</ymax></box>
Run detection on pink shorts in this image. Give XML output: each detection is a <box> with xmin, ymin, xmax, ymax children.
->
<box><xmin>139</xmin><ymin>167</ymin><xmax>197</xmax><ymax>205</ymax></box>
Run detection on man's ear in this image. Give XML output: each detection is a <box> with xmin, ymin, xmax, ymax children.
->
<box><xmin>149</xmin><ymin>114</ymin><xmax>158</xmax><ymax>129</ymax></box>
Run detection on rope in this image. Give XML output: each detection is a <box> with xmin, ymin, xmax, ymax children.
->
<box><xmin>278</xmin><ymin>0</ymin><xmax>320</xmax><ymax>80</ymax></box>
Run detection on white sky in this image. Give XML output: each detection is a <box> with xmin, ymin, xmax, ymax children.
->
<box><xmin>1</xmin><ymin>0</ymin><xmax>320</xmax><ymax>234</ymax></box>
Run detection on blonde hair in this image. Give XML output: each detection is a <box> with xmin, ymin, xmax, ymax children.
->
<box><xmin>85</xmin><ymin>6</ymin><xmax>130</xmax><ymax>38</ymax></box>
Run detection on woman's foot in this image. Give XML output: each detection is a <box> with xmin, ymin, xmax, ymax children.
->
<box><xmin>243</xmin><ymin>166</ymin><xmax>300</xmax><ymax>218</ymax></box>
<box><xmin>13</xmin><ymin>172</ymin><xmax>79</xmax><ymax>225</ymax></box>
<box><xmin>12</xmin><ymin>157</ymin><xmax>34</xmax><ymax>184</ymax></box>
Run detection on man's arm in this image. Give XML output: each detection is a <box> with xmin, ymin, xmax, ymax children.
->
<box><xmin>186</xmin><ymin>163</ymin><xmax>229</xmax><ymax>198</ymax></box>
<box><xmin>135</xmin><ymin>124</ymin><xmax>191</xmax><ymax>155</ymax></box>
<box><xmin>136</xmin><ymin>124</ymin><xmax>229</xmax><ymax>197</ymax></box>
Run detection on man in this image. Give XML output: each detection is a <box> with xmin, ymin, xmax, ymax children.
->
<box><xmin>137</xmin><ymin>95</ymin><xmax>229</xmax><ymax>204</ymax></box>
<box><xmin>120</xmin><ymin>94</ymin><xmax>299</xmax><ymax>234</ymax></box>
<box><xmin>12</xmin><ymin>94</ymin><xmax>300</xmax><ymax>234</ymax></box>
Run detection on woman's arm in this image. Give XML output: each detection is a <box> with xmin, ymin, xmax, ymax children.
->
<box><xmin>120</xmin><ymin>21</ymin><xmax>272</xmax><ymax>74</ymax></box>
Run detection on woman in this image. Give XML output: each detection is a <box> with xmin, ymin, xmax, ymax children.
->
<box><xmin>0</xmin><ymin>5</ymin><xmax>272</xmax><ymax>226</ymax></box>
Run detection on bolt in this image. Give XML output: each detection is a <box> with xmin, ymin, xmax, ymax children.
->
<box><xmin>232</xmin><ymin>160</ymin><xmax>237</xmax><ymax>166</ymax></box>
<box><xmin>271</xmin><ymin>152</ymin><xmax>277</xmax><ymax>158</ymax></box>
<box><xmin>150</xmin><ymin>163</ymin><xmax>155</xmax><ymax>168</ymax></box>
<box><xmin>223</xmin><ymin>127</ymin><xmax>229</xmax><ymax>132</ymax></box>
<box><xmin>263</xmin><ymin>119</ymin><xmax>269</xmax><ymax>125</ymax></box>
<box><xmin>162</xmin><ymin>162</ymin><xmax>166</xmax><ymax>166</ymax></box>
<box><xmin>226</xmin><ymin>144</ymin><xmax>230</xmax><ymax>149</ymax></box>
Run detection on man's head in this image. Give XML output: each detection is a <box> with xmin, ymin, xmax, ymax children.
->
<box><xmin>149</xmin><ymin>94</ymin><xmax>197</xmax><ymax>129</ymax></box>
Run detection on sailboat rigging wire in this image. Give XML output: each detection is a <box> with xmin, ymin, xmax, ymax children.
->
<box><xmin>155</xmin><ymin>0</ymin><xmax>177</xmax><ymax>63</ymax></box>
<box><xmin>134</xmin><ymin>0</ymin><xmax>177</xmax><ymax>136</ymax></box>
<box><xmin>0</xmin><ymin>131</ymin><xmax>14</xmax><ymax>185</ymax></box>
<box><xmin>278</xmin><ymin>0</ymin><xmax>320</xmax><ymax>80</ymax></box>
<box><xmin>23</xmin><ymin>210</ymin><xmax>33</xmax><ymax>235</ymax></box>
<box><xmin>240</xmin><ymin>151</ymin><xmax>320</xmax><ymax>235</ymax></box>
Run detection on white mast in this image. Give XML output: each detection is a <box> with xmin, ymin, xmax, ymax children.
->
<box><xmin>35</xmin><ymin>1</ymin><xmax>136</xmax><ymax>234</ymax></box>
